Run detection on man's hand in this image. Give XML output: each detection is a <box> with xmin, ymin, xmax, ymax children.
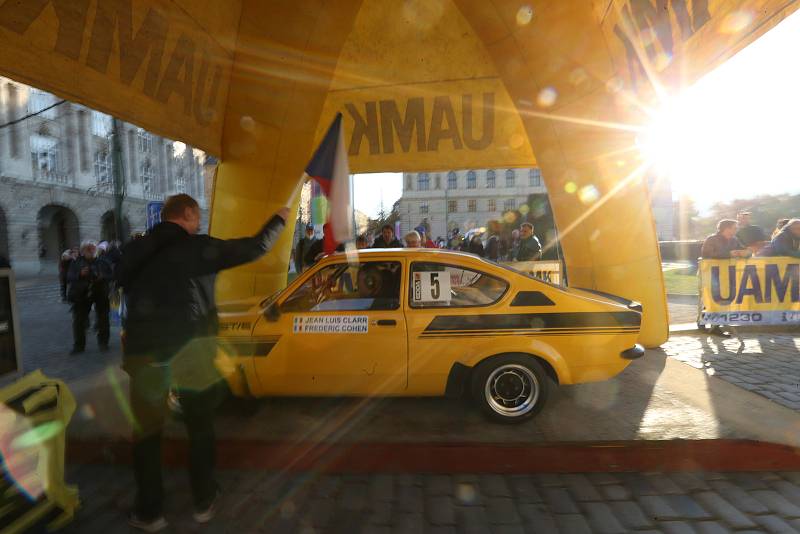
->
<box><xmin>276</xmin><ymin>207</ymin><xmax>291</xmax><ymax>222</ymax></box>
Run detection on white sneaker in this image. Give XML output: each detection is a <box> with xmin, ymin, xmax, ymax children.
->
<box><xmin>192</xmin><ymin>492</ymin><xmax>220</xmax><ymax>524</ymax></box>
<box><xmin>128</xmin><ymin>513</ymin><xmax>168</xmax><ymax>532</ymax></box>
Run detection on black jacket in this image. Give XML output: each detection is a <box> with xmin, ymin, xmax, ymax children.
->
<box><xmin>766</xmin><ymin>227</ymin><xmax>800</xmax><ymax>258</ymax></box>
<box><xmin>67</xmin><ymin>256</ymin><xmax>114</xmax><ymax>302</ymax></box>
<box><xmin>372</xmin><ymin>236</ymin><xmax>403</xmax><ymax>248</ymax></box>
<box><xmin>117</xmin><ymin>216</ymin><xmax>285</xmax><ymax>357</ymax></box>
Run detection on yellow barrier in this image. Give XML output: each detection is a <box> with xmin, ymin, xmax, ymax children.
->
<box><xmin>699</xmin><ymin>257</ymin><xmax>800</xmax><ymax>325</ymax></box>
<box><xmin>0</xmin><ymin>371</ymin><xmax>79</xmax><ymax>533</ymax></box>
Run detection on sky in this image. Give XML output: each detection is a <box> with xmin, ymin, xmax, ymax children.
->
<box><xmin>353</xmin><ymin>8</ymin><xmax>800</xmax><ymax>218</ymax></box>
<box><xmin>641</xmin><ymin>8</ymin><xmax>800</xmax><ymax>210</ymax></box>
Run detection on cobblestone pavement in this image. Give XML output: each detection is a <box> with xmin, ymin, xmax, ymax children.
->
<box><xmin>59</xmin><ymin>465</ymin><xmax>800</xmax><ymax>533</ymax></box>
<box><xmin>662</xmin><ymin>334</ymin><xmax>800</xmax><ymax>411</ymax></box>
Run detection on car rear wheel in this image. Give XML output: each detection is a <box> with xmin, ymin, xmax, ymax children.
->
<box><xmin>471</xmin><ymin>355</ymin><xmax>549</xmax><ymax>424</ymax></box>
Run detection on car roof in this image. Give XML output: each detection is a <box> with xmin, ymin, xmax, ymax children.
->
<box><xmin>324</xmin><ymin>248</ymin><xmax>482</xmax><ymax>261</ymax></box>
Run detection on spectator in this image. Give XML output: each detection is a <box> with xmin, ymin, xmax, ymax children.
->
<box><xmin>508</xmin><ymin>229</ymin><xmax>520</xmax><ymax>260</ymax></box>
<box><xmin>66</xmin><ymin>240</ymin><xmax>113</xmax><ymax>353</ymax></box>
<box><xmin>485</xmin><ymin>220</ymin><xmax>507</xmax><ymax>262</ymax></box>
<box><xmin>58</xmin><ymin>249</ymin><xmax>75</xmax><ymax>302</ymax></box>
<box><xmin>772</xmin><ymin>218</ymin><xmax>790</xmax><ymax>239</ymax></box>
<box><xmin>117</xmin><ymin>194</ymin><xmax>287</xmax><ymax>530</ymax></box>
<box><xmin>447</xmin><ymin>229</ymin><xmax>461</xmax><ymax>250</ymax></box>
<box><xmin>372</xmin><ymin>224</ymin><xmax>402</xmax><ymax>248</ymax></box>
<box><xmin>700</xmin><ymin>219</ymin><xmax>751</xmax><ymax>259</ymax></box>
<box><xmin>404</xmin><ymin>231</ymin><xmax>421</xmax><ymax>248</ymax></box>
<box><xmin>468</xmin><ymin>234</ymin><xmax>485</xmax><ymax>257</ymax></box>
<box><xmin>355</xmin><ymin>234</ymin><xmax>370</xmax><ymax>249</ymax></box>
<box><xmin>514</xmin><ymin>223</ymin><xmax>542</xmax><ymax>261</ymax></box>
<box><xmin>294</xmin><ymin>223</ymin><xmax>316</xmax><ymax>273</ymax></box>
<box><xmin>736</xmin><ymin>211</ymin><xmax>767</xmax><ymax>253</ymax></box>
<box><xmin>416</xmin><ymin>227</ymin><xmax>435</xmax><ymax>248</ymax></box>
<box><xmin>305</xmin><ymin>223</ymin><xmax>337</xmax><ymax>264</ymax></box>
<box><xmin>766</xmin><ymin>219</ymin><xmax>800</xmax><ymax>258</ymax></box>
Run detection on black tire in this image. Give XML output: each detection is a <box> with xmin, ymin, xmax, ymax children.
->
<box><xmin>470</xmin><ymin>354</ymin><xmax>549</xmax><ymax>424</ymax></box>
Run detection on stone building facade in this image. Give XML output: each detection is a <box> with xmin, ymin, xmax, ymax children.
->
<box><xmin>0</xmin><ymin>78</ymin><xmax>208</xmax><ymax>275</ymax></box>
<box><xmin>398</xmin><ymin>168</ymin><xmax>676</xmax><ymax>242</ymax></box>
<box><xmin>398</xmin><ymin>168</ymin><xmax>548</xmax><ymax>240</ymax></box>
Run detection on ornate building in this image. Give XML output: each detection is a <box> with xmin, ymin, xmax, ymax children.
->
<box><xmin>0</xmin><ymin>78</ymin><xmax>208</xmax><ymax>274</ymax></box>
<box><xmin>398</xmin><ymin>168</ymin><xmax>547</xmax><ymax>240</ymax></box>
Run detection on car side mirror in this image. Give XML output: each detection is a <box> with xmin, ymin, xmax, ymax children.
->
<box><xmin>264</xmin><ymin>302</ymin><xmax>281</xmax><ymax>322</ymax></box>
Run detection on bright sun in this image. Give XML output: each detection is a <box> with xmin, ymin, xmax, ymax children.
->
<box><xmin>638</xmin><ymin>8</ymin><xmax>800</xmax><ymax>208</ymax></box>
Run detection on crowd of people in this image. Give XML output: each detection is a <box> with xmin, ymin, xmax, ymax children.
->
<box><xmin>293</xmin><ymin>220</ymin><xmax>545</xmax><ymax>272</ymax></box>
<box><xmin>701</xmin><ymin>211</ymin><xmax>800</xmax><ymax>259</ymax></box>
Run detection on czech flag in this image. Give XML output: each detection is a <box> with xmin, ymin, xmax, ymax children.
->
<box><xmin>304</xmin><ymin>113</ymin><xmax>352</xmax><ymax>253</ymax></box>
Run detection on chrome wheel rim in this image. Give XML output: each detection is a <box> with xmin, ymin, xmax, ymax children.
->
<box><xmin>484</xmin><ymin>364</ymin><xmax>539</xmax><ymax>417</ymax></box>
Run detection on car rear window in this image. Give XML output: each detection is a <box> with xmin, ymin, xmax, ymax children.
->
<box><xmin>409</xmin><ymin>262</ymin><xmax>508</xmax><ymax>308</ymax></box>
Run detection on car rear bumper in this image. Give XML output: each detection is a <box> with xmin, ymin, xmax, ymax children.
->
<box><xmin>621</xmin><ymin>344</ymin><xmax>645</xmax><ymax>360</ymax></box>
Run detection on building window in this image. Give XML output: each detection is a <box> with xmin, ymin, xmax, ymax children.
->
<box><xmin>467</xmin><ymin>171</ymin><xmax>476</xmax><ymax>189</ymax></box>
<box><xmin>448</xmin><ymin>200</ymin><xmax>457</xmax><ymax>213</ymax></box>
<box><xmin>447</xmin><ymin>171</ymin><xmax>457</xmax><ymax>189</ymax></box>
<box><xmin>30</xmin><ymin>134</ymin><xmax>58</xmax><ymax>172</ymax></box>
<box><xmin>486</xmin><ymin>169</ymin><xmax>495</xmax><ymax>188</ymax></box>
<box><xmin>141</xmin><ymin>160</ymin><xmax>154</xmax><ymax>194</ymax></box>
<box><xmin>92</xmin><ymin>111</ymin><xmax>112</xmax><ymax>137</ymax></box>
<box><xmin>487</xmin><ymin>199</ymin><xmax>496</xmax><ymax>212</ymax></box>
<box><xmin>419</xmin><ymin>202</ymin><xmax>429</xmax><ymax>214</ymax></box>
<box><xmin>529</xmin><ymin>168</ymin><xmax>542</xmax><ymax>187</ymax></box>
<box><xmin>94</xmin><ymin>150</ymin><xmax>111</xmax><ymax>183</ymax></box>
<box><xmin>175</xmin><ymin>170</ymin><xmax>186</xmax><ymax>193</ymax></box>
<box><xmin>504</xmin><ymin>198</ymin><xmax>515</xmax><ymax>211</ymax></box>
<box><xmin>28</xmin><ymin>88</ymin><xmax>56</xmax><ymax>120</ymax></box>
<box><xmin>505</xmin><ymin>169</ymin><xmax>515</xmax><ymax>188</ymax></box>
<box><xmin>138</xmin><ymin>129</ymin><xmax>152</xmax><ymax>153</ymax></box>
<box><xmin>468</xmin><ymin>199</ymin><xmax>477</xmax><ymax>212</ymax></box>
<box><xmin>418</xmin><ymin>172</ymin><xmax>430</xmax><ymax>191</ymax></box>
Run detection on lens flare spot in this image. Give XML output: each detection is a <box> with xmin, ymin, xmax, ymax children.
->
<box><xmin>654</xmin><ymin>52</ymin><xmax>673</xmax><ymax>70</ymax></box>
<box><xmin>616</xmin><ymin>159</ymin><xmax>626</xmax><ymax>167</ymax></box>
<box><xmin>456</xmin><ymin>483</ymin><xmax>477</xmax><ymax>504</ymax></box>
<box><xmin>239</xmin><ymin>115</ymin><xmax>255</xmax><ymax>132</ymax></box>
<box><xmin>503</xmin><ymin>211</ymin><xmax>518</xmax><ymax>224</ymax></box>
<box><xmin>11</xmin><ymin>421</ymin><xmax>64</xmax><ymax>450</ymax></box>
<box><xmin>569</xmin><ymin>68</ymin><xmax>588</xmax><ymax>86</ymax></box>
<box><xmin>537</xmin><ymin>87</ymin><xmax>558</xmax><ymax>108</ymax></box>
<box><xmin>578</xmin><ymin>185</ymin><xmax>600</xmax><ymax>204</ymax></box>
<box><xmin>80</xmin><ymin>404</ymin><xmax>96</xmax><ymax>420</ymax></box>
<box><xmin>518</xmin><ymin>204</ymin><xmax>530</xmax><ymax>215</ymax></box>
<box><xmin>605</xmin><ymin>77</ymin><xmax>624</xmax><ymax>94</ymax></box>
<box><xmin>564</xmin><ymin>182</ymin><xmax>577</xmax><ymax>194</ymax></box>
<box><xmin>516</xmin><ymin>5</ymin><xmax>534</xmax><ymax>26</ymax></box>
<box><xmin>508</xmin><ymin>133</ymin><xmax>525</xmax><ymax>149</ymax></box>
<box><xmin>721</xmin><ymin>10</ymin><xmax>753</xmax><ymax>34</ymax></box>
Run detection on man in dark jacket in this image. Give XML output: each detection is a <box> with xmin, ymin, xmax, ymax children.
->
<box><xmin>514</xmin><ymin>223</ymin><xmax>542</xmax><ymax>261</ymax></box>
<box><xmin>700</xmin><ymin>219</ymin><xmax>751</xmax><ymax>259</ymax></box>
<box><xmin>67</xmin><ymin>241</ymin><xmax>113</xmax><ymax>353</ymax></box>
<box><xmin>735</xmin><ymin>211</ymin><xmax>767</xmax><ymax>252</ymax></box>
<box><xmin>766</xmin><ymin>219</ymin><xmax>800</xmax><ymax>257</ymax></box>
<box><xmin>294</xmin><ymin>223</ymin><xmax>316</xmax><ymax>273</ymax></box>
<box><xmin>117</xmin><ymin>194</ymin><xmax>287</xmax><ymax>531</ymax></box>
<box><xmin>372</xmin><ymin>224</ymin><xmax>402</xmax><ymax>248</ymax></box>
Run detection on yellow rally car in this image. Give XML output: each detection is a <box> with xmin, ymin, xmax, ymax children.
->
<box><xmin>216</xmin><ymin>249</ymin><xmax>643</xmax><ymax>423</ymax></box>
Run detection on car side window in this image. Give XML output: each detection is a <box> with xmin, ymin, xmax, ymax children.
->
<box><xmin>281</xmin><ymin>261</ymin><xmax>402</xmax><ymax>312</ymax></box>
<box><xmin>410</xmin><ymin>262</ymin><xmax>508</xmax><ymax>308</ymax></box>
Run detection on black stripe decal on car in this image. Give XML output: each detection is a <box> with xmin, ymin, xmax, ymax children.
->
<box><xmin>423</xmin><ymin>312</ymin><xmax>641</xmax><ymax>332</ymax></box>
<box><xmin>218</xmin><ymin>338</ymin><xmax>279</xmax><ymax>357</ymax></box>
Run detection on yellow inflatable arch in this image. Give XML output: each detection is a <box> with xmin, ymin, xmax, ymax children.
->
<box><xmin>0</xmin><ymin>0</ymin><xmax>794</xmax><ymax>347</ymax></box>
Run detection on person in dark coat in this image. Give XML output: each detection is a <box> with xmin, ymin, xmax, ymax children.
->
<box><xmin>700</xmin><ymin>219</ymin><xmax>751</xmax><ymax>259</ymax></box>
<box><xmin>485</xmin><ymin>220</ymin><xmax>507</xmax><ymax>262</ymax></box>
<box><xmin>58</xmin><ymin>249</ymin><xmax>75</xmax><ymax>301</ymax></box>
<box><xmin>468</xmin><ymin>234</ymin><xmax>485</xmax><ymax>257</ymax></box>
<box><xmin>514</xmin><ymin>223</ymin><xmax>542</xmax><ymax>261</ymax></box>
<box><xmin>117</xmin><ymin>194</ymin><xmax>288</xmax><ymax>531</ymax></box>
<box><xmin>735</xmin><ymin>211</ymin><xmax>767</xmax><ymax>252</ymax></box>
<box><xmin>765</xmin><ymin>219</ymin><xmax>800</xmax><ymax>258</ymax></box>
<box><xmin>294</xmin><ymin>223</ymin><xmax>316</xmax><ymax>273</ymax></box>
<box><xmin>372</xmin><ymin>224</ymin><xmax>402</xmax><ymax>248</ymax></box>
<box><xmin>67</xmin><ymin>241</ymin><xmax>113</xmax><ymax>353</ymax></box>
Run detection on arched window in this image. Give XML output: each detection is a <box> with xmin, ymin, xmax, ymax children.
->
<box><xmin>505</xmin><ymin>169</ymin><xmax>515</xmax><ymax>188</ymax></box>
<box><xmin>529</xmin><ymin>168</ymin><xmax>542</xmax><ymax>187</ymax></box>
<box><xmin>417</xmin><ymin>173</ymin><xmax>430</xmax><ymax>191</ymax></box>
<box><xmin>466</xmin><ymin>170</ymin><xmax>476</xmax><ymax>189</ymax></box>
<box><xmin>486</xmin><ymin>169</ymin><xmax>495</xmax><ymax>188</ymax></box>
<box><xmin>447</xmin><ymin>171</ymin><xmax>457</xmax><ymax>189</ymax></box>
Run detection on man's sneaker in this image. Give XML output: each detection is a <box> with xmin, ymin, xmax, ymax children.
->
<box><xmin>127</xmin><ymin>512</ymin><xmax>168</xmax><ymax>532</ymax></box>
<box><xmin>193</xmin><ymin>491</ymin><xmax>220</xmax><ymax>523</ymax></box>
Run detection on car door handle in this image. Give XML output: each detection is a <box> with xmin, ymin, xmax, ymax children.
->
<box><xmin>373</xmin><ymin>319</ymin><xmax>396</xmax><ymax>326</ymax></box>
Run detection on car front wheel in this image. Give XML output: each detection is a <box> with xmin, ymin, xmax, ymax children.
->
<box><xmin>471</xmin><ymin>355</ymin><xmax>549</xmax><ymax>423</ymax></box>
